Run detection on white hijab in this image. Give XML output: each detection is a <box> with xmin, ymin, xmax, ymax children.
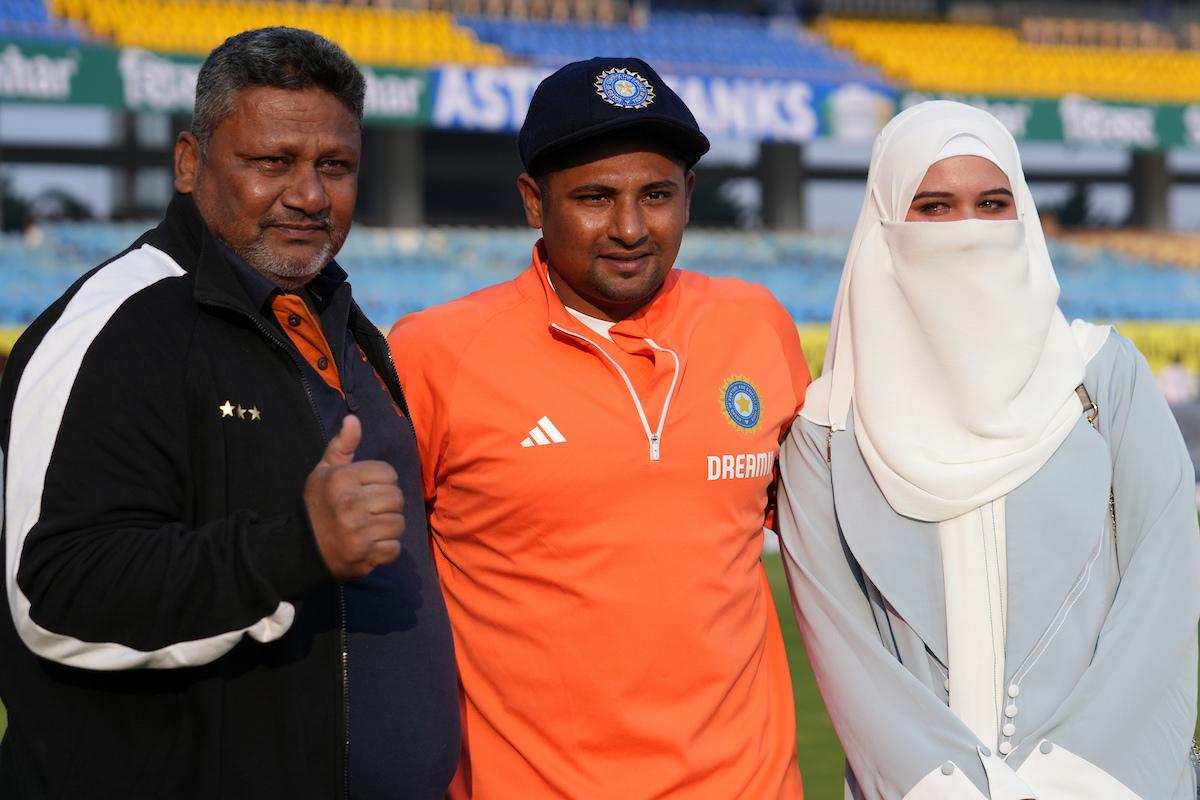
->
<box><xmin>802</xmin><ymin>101</ymin><xmax>1098</xmax><ymax>523</ymax></box>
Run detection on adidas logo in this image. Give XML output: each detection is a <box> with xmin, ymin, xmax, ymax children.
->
<box><xmin>520</xmin><ymin>416</ymin><xmax>566</xmax><ymax>448</ymax></box>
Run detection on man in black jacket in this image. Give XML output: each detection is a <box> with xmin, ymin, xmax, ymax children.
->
<box><xmin>0</xmin><ymin>27</ymin><xmax>459</xmax><ymax>799</ymax></box>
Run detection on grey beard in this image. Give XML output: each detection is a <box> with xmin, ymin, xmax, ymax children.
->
<box><xmin>240</xmin><ymin>237</ymin><xmax>334</xmax><ymax>284</ymax></box>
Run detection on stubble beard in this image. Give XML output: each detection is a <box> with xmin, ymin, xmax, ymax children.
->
<box><xmin>588</xmin><ymin>257</ymin><xmax>668</xmax><ymax>308</ymax></box>
<box><xmin>236</xmin><ymin>215</ymin><xmax>347</xmax><ymax>288</ymax></box>
<box><xmin>240</xmin><ymin>236</ymin><xmax>335</xmax><ymax>286</ymax></box>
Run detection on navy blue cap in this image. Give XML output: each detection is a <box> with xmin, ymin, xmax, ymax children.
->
<box><xmin>519</xmin><ymin>57</ymin><xmax>711</xmax><ymax>174</ymax></box>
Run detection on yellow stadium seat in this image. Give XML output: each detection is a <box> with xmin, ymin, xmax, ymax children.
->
<box><xmin>823</xmin><ymin>17</ymin><xmax>1200</xmax><ymax>103</ymax></box>
<box><xmin>53</xmin><ymin>0</ymin><xmax>508</xmax><ymax>67</ymax></box>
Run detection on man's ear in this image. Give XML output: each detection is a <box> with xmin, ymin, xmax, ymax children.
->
<box><xmin>174</xmin><ymin>132</ymin><xmax>201</xmax><ymax>194</ymax></box>
<box><xmin>683</xmin><ymin>169</ymin><xmax>696</xmax><ymax>226</ymax></box>
<box><xmin>516</xmin><ymin>173</ymin><xmax>544</xmax><ymax>229</ymax></box>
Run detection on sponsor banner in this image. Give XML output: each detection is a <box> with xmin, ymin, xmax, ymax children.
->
<box><xmin>429</xmin><ymin>64</ymin><xmax>896</xmax><ymax>144</ymax></box>
<box><xmin>677</xmin><ymin>75</ymin><xmax>893</xmax><ymax>144</ymax></box>
<box><xmin>900</xmin><ymin>91</ymin><xmax>1200</xmax><ymax>150</ymax></box>
<box><xmin>118</xmin><ymin>49</ymin><xmax>432</xmax><ymax>123</ymax></box>
<box><xmin>13</xmin><ymin>37</ymin><xmax>1200</xmax><ymax>150</ymax></box>
<box><xmin>797</xmin><ymin>322</ymin><xmax>1200</xmax><ymax>380</ymax></box>
<box><xmin>363</xmin><ymin>67</ymin><xmax>431</xmax><ymax>124</ymax></box>
<box><xmin>0</xmin><ymin>39</ymin><xmax>431</xmax><ymax>123</ymax></box>
<box><xmin>118</xmin><ymin>48</ymin><xmax>199</xmax><ymax>113</ymax></box>
<box><xmin>0</xmin><ymin>40</ymin><xmax>109</xmax><ymax>104</ymax></box>
<box><xmin>429</xmin><ymin>64</ymin><xmax>548</xmax><ymax>132</ymax></box>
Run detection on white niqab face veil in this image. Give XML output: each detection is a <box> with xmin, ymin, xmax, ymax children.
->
<box><xmin>803</xmin><ymin>100</ymin><xmax>1088</xmax><ymax>523</ymax></box>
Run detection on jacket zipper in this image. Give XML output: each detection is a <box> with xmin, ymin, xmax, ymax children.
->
<box><xmin>338</xmin><ymin>586</ymin><xmax>349</xmax><ymax>800</ymax></box>
<box><xmin>549</xmin><ymin>324</ymin><xmax>680</xmax><ymax>462</ymax></box>
<box><xmin>203</xmin><ymin>300</ymin><xmax>350</xmax><ymax>800</ymax></box>
<box><xmin>371</xmin><ymin>320</ymin><xmax>418</xmax><ymax>438</ymax></box>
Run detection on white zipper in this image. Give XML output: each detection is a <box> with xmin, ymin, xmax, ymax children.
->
<box><xmin>550</xmin><ymin>323</ymin><xmax>680</xmax><ymax>462</ymax></box>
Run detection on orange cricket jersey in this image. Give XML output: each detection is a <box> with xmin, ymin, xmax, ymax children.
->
<box><xmin>388</xmin><ymin>242</ymin><xmax>809</xmax><ymax>799</ymax></box>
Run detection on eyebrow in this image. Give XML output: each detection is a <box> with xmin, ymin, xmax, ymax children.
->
<box><xmin>569</xmin><ymin>183</ymin><xmax>616</xmax><ymax>194</ymax></box>
<box><xmin>567</xmin><ymin>178</ymin><xmax>681</xmax><ymax>194</ymax></box>
<box><xmin>911</xmin><ymin>187</ymin><xmax>1014</xmax><ymax>201</ymax></box>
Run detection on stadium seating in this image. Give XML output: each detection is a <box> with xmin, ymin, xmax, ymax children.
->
<box><xmin>823</xmin><ymin>17</ymin><xmax>1200</xmax><ymax>103</ymax></box>
<box><xmin>461</xmin><ymin>10</ymin><xmax>882</xmax><ymax>80</ymax></box>
<box><xmin>437</xmin><ymin>0</ymin><xmax>628</xmax><ymax>24</ymax></box>
<box><xmin>4</xmin><ymin>0</ymin><xmax>870</xmax><ymax>78</ymax></box>
<box><xmin>41</xmin><ymin>0</ymin><xmax>505</xmax><ymax>67</ymax></box>
<box><xmin>1050</xmin><ymin>228</ymin><xmax>1200</xmax><ymax>269</ymax></box>
<box><xmin>3</xmin><ymin>222</ymin><xmax>1199</xmax><ymax>328</ymax></box>
<box><xmin>0</xmin><ymin>0</ymin><xmax>82</xmax><ymax>40</ymax></box>
<box><xmin>1021</xmin><ymin>16</ymin><xmax>1176</xmax><ymax>50</ymax></box>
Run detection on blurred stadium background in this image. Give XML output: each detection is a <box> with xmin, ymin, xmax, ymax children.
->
<box><xmin>6</xmin><ymin>0</ymin><xmax>1200</xmax><ymax>794</ymax></box>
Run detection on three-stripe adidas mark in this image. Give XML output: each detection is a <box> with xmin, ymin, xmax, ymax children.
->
<box><xmin>521</xmin><ymin>416</ymin><xmax>566</xmax><ymax>447</ymax></box>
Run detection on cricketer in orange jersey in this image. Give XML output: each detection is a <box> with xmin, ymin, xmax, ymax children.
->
<box><xmin>388</xmin><ymin>57</ymin><xmax>808</xmax><ymax>799</ymax></box>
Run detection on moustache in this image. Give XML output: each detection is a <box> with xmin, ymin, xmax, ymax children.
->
<box><xmin>260</xmin><ymin>213</ymin><xmax>332</xmax><ymax>231</ymax></box>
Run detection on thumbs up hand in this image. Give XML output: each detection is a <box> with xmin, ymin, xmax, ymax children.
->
<box><xmin>304</xmin><ymin>415</ymin><xmax>405</xmax><ymax>581</ymax></box>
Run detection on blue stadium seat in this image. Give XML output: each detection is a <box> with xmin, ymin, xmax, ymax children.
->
<box><xmin>0</xmin><ymin>0</ymin><xmax>82</xmax><ymax>41</ymax></box>
<box><xmin>456</xmin><ymin>10</ymin><xmax>883</xmax><ymax>82</ymax></box>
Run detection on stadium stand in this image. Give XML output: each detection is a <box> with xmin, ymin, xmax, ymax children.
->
<box><xmin>443</xmin><ymin>0</ymin><xmax>628</xmax><ymax>24</ymax></box>
<box><xmin>42</xmin><ymin>0</ymin><xmax>505</xmax><ymax>67</ymax></box>
<box><xmin>0</xmin><ymin>0</ymin><xmax>82</xmax><ymax>40</ymax></box>
<box><xmin>1050</xmin><ymin>228</ymin><xmax>1200</xmax><ymax>268</ymax></box>
<box><xmin>823</xmin><ymin>17</ymin><xmax>1200</xmax><ymax>102</ymax></box>
<box><xmin>3</xmin><ymin>223</ymin><xmax>1199</xmax><ymax>328</ymax></box>
<box><xmin>1021</xmin><ymin>16</ymin><xmax>1175</xmax><ymax>49</ymax></box>
<box><xmin>461</xmin><ymin>10</ymin><xmax>882</xmax><ymax>79</ymax></box>
<box><xmin>0</xmin><ymin>0</ymin><xmax>871</xmax><ymax>80</ymax></box>
<box><xmin>818</xmin><ymin>0</ymin><xmax>937</xmax><ymax>19</ymax></box>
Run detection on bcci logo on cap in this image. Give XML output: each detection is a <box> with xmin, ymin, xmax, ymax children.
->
<box><xmin>721</xmin><ymin>376</ymin><xmax>761</xmax><ymax>432</ymax></box>
<box><xmin>595</xmin><ymin>68</ymin><xmax>655</xmax><ymax>110</ymax></box>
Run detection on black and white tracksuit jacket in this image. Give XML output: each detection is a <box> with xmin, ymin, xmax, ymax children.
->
<box><xmin>0</xmin><ymin>194</ymin><xmax>460</xmax><ymax>798</ymax></box>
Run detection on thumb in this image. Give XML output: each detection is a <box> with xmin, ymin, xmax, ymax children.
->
<box><xmin>320</xmin><ymin>414</ymin><xmax>361</xmax><ymax>467</ymax></box>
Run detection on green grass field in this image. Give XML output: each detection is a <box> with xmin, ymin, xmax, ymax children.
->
<box><xmin>762</xmin><ymin>551</ymin><xmax>847</xmax><ymax>797</ymax></box>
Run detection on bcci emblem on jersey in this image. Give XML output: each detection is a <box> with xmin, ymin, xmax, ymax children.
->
<box><xmin>721</xmin><ymin>376</ymin><xmax>761</xmax><ymax>432</ymax></box>
<box><xmin>595</xmin><ymin>68</ymin><xmax>655</xmax><ymax>109</ymax></box>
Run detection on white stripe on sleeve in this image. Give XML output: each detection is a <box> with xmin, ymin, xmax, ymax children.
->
<box><xmin>5</xmin><ymin>244</ymin><xmax>295</xmax><ymax>670</ymax></box>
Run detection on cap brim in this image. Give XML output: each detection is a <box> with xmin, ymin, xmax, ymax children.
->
<box><xmin>525</xmin><ymin>115</ymin><xmax>711</xmax><ymax>174</ymax></box>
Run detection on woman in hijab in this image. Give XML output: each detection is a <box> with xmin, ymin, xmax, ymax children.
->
<box><xmin>778</xmin><ymin>100</ymin><xmax>1200</xmax><ymax>799</ymax></box>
